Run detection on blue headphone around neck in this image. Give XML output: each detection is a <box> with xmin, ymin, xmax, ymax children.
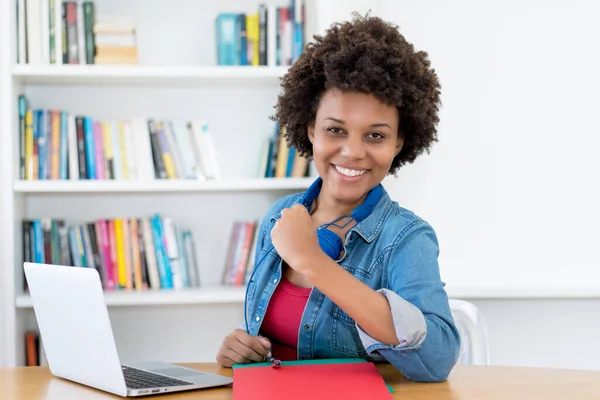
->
<box><xmin>298</xmin><ymin>177</ymin><xmax>382</xmax><ymax>260</ymax></box>
<box><xmin>243</xmin><ymin>177</ymin><xmax>382</xmax><ymax>333</ymax></box>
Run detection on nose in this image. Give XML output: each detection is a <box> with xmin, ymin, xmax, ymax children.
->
<box><xmin>340</xmin><ymin>134</ymin><xmax>366</xmax><ymax>160</ymax></box>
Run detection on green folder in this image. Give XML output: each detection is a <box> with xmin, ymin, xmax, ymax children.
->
<box><xmin>232</xmin><ymin>358</ymin><xmax>395</xmax><ymax>393</ymax></box>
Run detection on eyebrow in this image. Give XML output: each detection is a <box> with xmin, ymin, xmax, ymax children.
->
<box><xmin>324</xmin><ymin>117</ymin><xmax>391</xmax><ymax>129</ymax></box>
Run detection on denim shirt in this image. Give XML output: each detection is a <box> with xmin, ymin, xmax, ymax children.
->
<box><xmin>242</xmin><ymin>183</ymin><xmax>461</xmax><ymax>382</ymax></box>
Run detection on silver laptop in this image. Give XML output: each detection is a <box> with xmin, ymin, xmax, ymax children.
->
<box><xmin>23</xmin><ymin>262</ymin><xmax>233</xmax><ymax>397</ymax></box>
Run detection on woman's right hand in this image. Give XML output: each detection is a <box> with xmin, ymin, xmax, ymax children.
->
<box><xmin>216</xmin><ymin>329</ymin><xmax>272</xmax><ymax>368</ymax></box>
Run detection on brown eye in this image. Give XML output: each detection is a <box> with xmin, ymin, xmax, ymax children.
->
<box><xmin>327</xmin><ymin>127</ymin><xmax>344</xmax><ymax>134</ymax></box>
<box><xmin>367</xmin><ymin>132</ymin><xmax>384</xmax><ymax>140</ymax></box>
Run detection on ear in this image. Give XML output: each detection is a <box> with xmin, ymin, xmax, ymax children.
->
<box><xmin>307</xmin><ymin>124</ymin><xmax>315</xmax><ymax>144</ymax></box>
<box><xmin>395</xmin><ymin>134</ymin><xmax>404</xmax><ymax>156</ymax></box>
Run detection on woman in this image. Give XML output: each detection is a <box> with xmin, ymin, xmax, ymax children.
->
<box><xmin>216</xmin><ymin>12</ymin><xmax>461</xmax><ymax>382</ymax></box>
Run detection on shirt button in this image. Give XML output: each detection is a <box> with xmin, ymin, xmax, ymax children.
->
<box><xmin>273</xmin><ymin>278</ymin><xmax>278</xmax><ymax>283</ymax></box>
<box><xmin>255</xmin><ymin>316</ymin><xmax>261</xmax><ymax>322</ymax></box>
<box><xmin>303</xmin><ymin>324</ymin><xmax>310</xmax><ymax>330</ymax></box>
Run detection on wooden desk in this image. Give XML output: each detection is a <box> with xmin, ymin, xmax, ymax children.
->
<box><xmin>1</xmin><ymin>362</ymin><xmax>599</xmax><ymax>399</ymax></box>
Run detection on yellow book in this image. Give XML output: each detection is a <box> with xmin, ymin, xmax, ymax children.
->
<box><xmin>25</xmin><ymin>110</ymin><xmax>34</xmax><ymax>180</ymax></box>
<box><xmin>275</xmin><ymin>127</ymin><xmax>289</xmax><ymax>178</ymax></box>
<box><xmin>121</xmin><ymin>218</ymin><xmax>133</xmax><ymax>290</ymax></box>
<box><xmin>50</xmin><ymin>110</ymin><xmax>61</xmax><ymax>180</ymax></box>
<box><xmin>114</xmin><ymin>218</ymin><xmax>126</xmax><ymax>288</ymax></box>
<box><xmin>247</xmin><ymin>13</ymin><xmax>259</xmax><ymax>66</ymax></box>
<box><xmin>291</xmin><ymin>151</ymin><xmax>309</xmax><ymax>177</ymax></box>
<box><xmin>117</xmin><ymin>122</ymin><xmax>129</xmax><ymax>179</ymax></box>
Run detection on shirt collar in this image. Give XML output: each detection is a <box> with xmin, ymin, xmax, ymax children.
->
<box><xmin>349</xmin><ymin>186</ymin><xmax>392</xmax><ymax>243</ymax></box>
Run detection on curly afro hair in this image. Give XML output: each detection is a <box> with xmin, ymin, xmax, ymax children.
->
<box><xmin>272</xmin><ymin>12</ymin><xmax>442</xmax><ymax>175</ymax></box>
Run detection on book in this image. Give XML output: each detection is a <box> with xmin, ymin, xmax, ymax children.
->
<box><xmin>21</xmin><ymin>214</ymin><xmax>200</xmax><ymax>291</ymax></box>
<box><xmin>16</xmin><ymin>0</ymin><xmax>138</xmax><ymax>65</ymax></box>
<box><xmin>215</xmin><ymin>0</ymin><xmax>305</xmax><ymax>66</ymax></box>
<box><xmin>17</xmin><ymin>95</ymin><xmax>226</xmax><ymax>181</ymax></box>
<box><xmin>232</xmin><ymin>358</ymin><xmax>393</xmax><ymax>399</ymax></box>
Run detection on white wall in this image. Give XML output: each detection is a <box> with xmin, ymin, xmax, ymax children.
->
<box><xmin>311</xmin><ymin>0</ymin><xmax>600</xmax><ymax>279</ymax></box>
<box><xmin>472</xmin><ymin>299</ymin><xmax>600</xmax><ymax>370</ymax></box>
<box><xmin>324</xmin><ymin>0</ymin><xmax>600</xmax><ymax>293</ymax></box>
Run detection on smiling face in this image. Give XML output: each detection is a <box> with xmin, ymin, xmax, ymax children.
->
<box><xmin>307</xmin><ymin>88</ymin><xmax>403</xmax><ymax>209</ymax></box>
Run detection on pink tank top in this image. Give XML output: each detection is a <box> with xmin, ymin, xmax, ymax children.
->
<box><xmin>260</xmin><ymin>274</ymin><xmax>312</xmax><ymax>361</ymax></box>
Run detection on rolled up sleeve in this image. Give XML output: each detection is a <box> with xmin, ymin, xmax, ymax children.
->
<box><xmin>356</xmin><ymin>288</ymin><xmax>427</xmax><ymax>349</ymax></box>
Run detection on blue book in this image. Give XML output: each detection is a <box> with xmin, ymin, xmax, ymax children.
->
<box><xmin>83</xmin><ymin>117</ymin><xmax>96</xmax><ymax>179</ymax></box>
<box><xmin>33</xmin><ymin>219</ymin><xmax>44</xmax><ymax>263</ymax></box>
<box><xmin>264</xmin><ymin>139</ymin><xmax>274</xmax><ymax>178</ymax></box>
<box><xmin>150</xmin><ymin>215</ymin><xmax>173</xmax><ymax>289</ymax></box>
<box><xmin>286</xmin><ymin>147</ymin><xmax>296</xmax><ymax>177</ymax></box>
<box><xmin>290</xmin><ymin>0</ymin><xmax>304</xmax><ymax>62</ymax></box>
<box><xmin>35</xmin><ymin>110</ymin><xmax>47</xmax><ymax>180</ymax></box>
<box><xmin>216</xmin><ymin>13</ymin><xmax>241</xmax><ymax>65</ymax></box>
<box><xmin>239</xmin><ymin>14</ymin><xmax>247</xmax><ymax>65</ymax></box>
<box><xmin>156</xmin><ymin>216</ymin><xmax>174</xmax><ymax>288</ymax></box>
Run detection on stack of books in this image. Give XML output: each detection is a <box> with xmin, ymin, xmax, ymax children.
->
<box><xmin>258</xmin><ymin>123</ymin><xmax>310</xmax><ymax>179</ymax></box>
<box><xmin>215</xmin><ymin>0</ymin><xmax>305</xmax><ymax>66</ymax></box>
<box><xmin>17</xmin><ymin>95</ymin><xmax>221</xmax><ymax>181</ymax></box>
<box><xmin>221</xmin><ymin>220</ymin><xmax>259</xmax><ymax>286</ymax></box>
<box><xmin>22</xmin><ymin>214</ymin><xmax>201</xmax><ymax>292</ymax></box>
<box><xmin>94</xmin><ymin>14</ymin><xmax>138</xmax><ymax>65</ymax></box>
<box><xmin>15</xmin><ymin>0</ymin><xmax>137</xmax><ymax>65</ymax></box>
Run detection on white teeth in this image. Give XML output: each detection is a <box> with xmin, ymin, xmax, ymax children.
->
<box><xmin>334</xmin><ymin>165</ymin><xmax>367</xmax><ymax>177</ymax></box>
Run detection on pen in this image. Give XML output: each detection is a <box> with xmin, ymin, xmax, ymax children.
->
<box><xmin>266</xmin><ymin>356</ymin><xmax>281</xmax><ymax>368</ymax></box>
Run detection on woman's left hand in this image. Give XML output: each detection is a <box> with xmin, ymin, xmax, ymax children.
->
<box><xmin>271</xmin><ymin>204</ymin><xmax>323</xmax><ymax>274</ymax></box>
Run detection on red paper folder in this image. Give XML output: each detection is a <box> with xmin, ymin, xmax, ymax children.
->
<box><xmin>232</xmin><ymin>360</ymin><xmax>393</xmax><ymax>400</ymax></box>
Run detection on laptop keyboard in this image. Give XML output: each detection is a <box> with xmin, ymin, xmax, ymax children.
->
<box><xmin>121</xmin><ymin>365</ymin><xmax>194</xmax><ymax>389</ymax></box>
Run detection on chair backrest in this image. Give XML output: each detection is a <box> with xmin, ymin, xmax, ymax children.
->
<box><xmin>449</xmin><ymin>299</ymin><xmax>490</xmax><ymax>365</ymax></box>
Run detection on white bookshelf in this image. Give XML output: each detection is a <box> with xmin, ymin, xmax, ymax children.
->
<box><xmin>11</xmin><ymin>64</ymin><xmax>290</xmax><ymax>86</ymax></box>
<box><xmin>14</xmin><ymin>177</ymin><xmax>314</xmax><ymax>193</ymax></box>
<box><xmin>0</xmin><ymin>0</ymin><xmax>326</xmax><ymax>367</ymax></box>
<box><xmin>15</xmin><ymin>285</ymin><xmax>247</xmax><ymax>308</ymax></box>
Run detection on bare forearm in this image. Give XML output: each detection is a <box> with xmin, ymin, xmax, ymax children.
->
<box><xmin>301</xmin><ymin>254</ymin><xmax>400</xmax><ymax>347</ymax></box>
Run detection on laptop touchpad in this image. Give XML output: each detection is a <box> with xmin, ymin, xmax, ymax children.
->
<box><xmin>152</xmin><ymin>368</ymin><xmax>205</xmax><ymax>378</ymax></box>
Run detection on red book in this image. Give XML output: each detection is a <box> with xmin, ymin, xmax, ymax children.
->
<box><xmin>232</xmin><ymin>360</ymin><xmax>392</xmax><ymax>400</ymax></box>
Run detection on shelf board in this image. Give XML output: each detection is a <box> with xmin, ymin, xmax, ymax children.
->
<box><xmin>13</xmin><ymin>177</ymin><xmax>314</xmax><ymax>193</ymax></box>
<box><xmin>15</xmin><ymin>284</ymin><xmax>600</xmax><ymax>308</ymax></box>
<box><xmin>11</xmin><ymin>64</ymin><xmax>289</xmax><ymax>86</ymax></box>
<box><xmin>15</xmin><ymin>285</ymin><xmax>247</xmax><ymax>308</ymax></box>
